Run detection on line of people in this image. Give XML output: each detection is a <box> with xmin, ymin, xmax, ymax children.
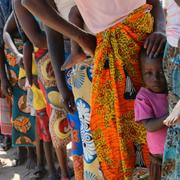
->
<box><xmin>0</xmin><ymin>0</ymin><xmax>179</xmax><ymax>180</ymax></box>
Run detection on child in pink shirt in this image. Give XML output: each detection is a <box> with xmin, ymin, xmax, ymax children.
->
<box><xmin>135</xmin><ymin>48</ymin><xmax>168</xmax><ymax>180</ymax></box>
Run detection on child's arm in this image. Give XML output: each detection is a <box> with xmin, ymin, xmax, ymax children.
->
<box><xmin>142</xmin><ymin>114</ymin><xmax>168</xmax><ymax>132</ymax></box>
<box><xmin>164</xmin><ymin>100</ymin><xmax>180</xmax><ymax>126</ymax></box>
<box><xmin>61</xmin><ymin>6</ymin><xmax>86</xmax><ymax>70</ymax></box>
<box><xmin>134</xmin><ymin>92</ymin><xmax>168</xmax><ymax>132</ymax></box>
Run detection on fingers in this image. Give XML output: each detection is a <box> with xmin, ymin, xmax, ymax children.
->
<box><xmin>144</xmin><ymin>32</ymin><xmax>166</xmax><ymax>58</ymax></box>
<box><xmin>148</xmin><ymin>39</ymin><xmax>161</xmax><ymax>58</ymax></box>
<box><xmin>164</xmin><ymin>116</ymin><xmax>178</xmax><ymax>127</ymax></box>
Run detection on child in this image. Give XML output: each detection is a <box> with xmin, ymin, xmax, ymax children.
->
<box><xmin>161</xmin><ymin>0</ymin><xmax>180</xmax><ymax>179</ymax></box>
<box><xmin>134</xmin><ymin>48</ymin><xmax>168</xmax><ymax>180</ymax></box>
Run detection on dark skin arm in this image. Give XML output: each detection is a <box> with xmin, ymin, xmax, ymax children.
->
<box><xmin>23</xmin><ymin>41</ymin><xmax>33</xmax><ymax>85</ymax></box>
<box><xmin>3</xmin><ymin>12</ymin><xmax>23</xmax><ymax>60</ymax></box>
<box><xmin>61</xmin><ymin>6</ymin><xmax>86</xmax><ymax>70</ymax></box>
<box><xmin>43</xmin><ymin>0</ymin><xmax>75</xmax><ymax>113</ymax></box>
<box><xmin>145</xmin><ymin>0</ymin><xmax>166</xmax><ymax>58</ymax></box>
<box><xmin>13</xmin><ymin>0</ymin><xmax>47</xmax><ymax>48</ymax></box>
<box><xmin>45</xmin><ymin>26</ymin><xmax>75</xmax><ymax>113</ymax></box>
<box><xmin>142</xmin><ymin>114</ymin><xmax>168</xmax><ymax>132</ymax></box>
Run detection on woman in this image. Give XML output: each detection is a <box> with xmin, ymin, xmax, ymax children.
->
<box><xmin>23</xmin><ymin>0</ymin><xmax>166</xmax><ymax>179</ymax></box>
<box><xmin>3</xmin><ymin>11</ymin><xmax>36</xmax><ymax>168</ymax></box>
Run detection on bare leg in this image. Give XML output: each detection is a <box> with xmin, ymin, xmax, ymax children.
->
<box><xmin>43</xmin><ymin>141</ymin><xmax>57</xmax><ymax>175</ymax></box>
<box><xmin>15</xmin><ymin>147</ymin><xmax>26</xmax><ymax>166</ymax></box>
<box><xmin>55</xmin><ymin>145</ymin><xmax>69</xmax><ymax>179</ymax></box>
<box><xmin>26</xmin><ymin>146</ymin><xmax>36</xmax><ymax>169</ymax></box>
<box><xmin>36</xmin><ymin>138</ymin><xmax>44</xmax><ymax>167</ymax></box>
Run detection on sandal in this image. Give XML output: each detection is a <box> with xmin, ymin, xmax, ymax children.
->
<box><xmin>31</xmin><ymin>166</ymin><xmax>47</xmax><ymax>179</ymax></box>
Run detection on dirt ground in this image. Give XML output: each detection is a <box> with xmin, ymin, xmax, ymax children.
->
<box><xmin>0</xmin><ymin>143</ymin><xmax>74</xmax><ymax>180</ymax></box>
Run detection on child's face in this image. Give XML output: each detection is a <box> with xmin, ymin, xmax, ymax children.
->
<box><xmin>142</xmin><ymin>58</ymin><xmax>167</xmax><ymax>93</ymax></box>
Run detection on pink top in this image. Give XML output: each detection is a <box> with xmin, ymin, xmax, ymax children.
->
<box><xmin>74</xmin><ymin>0</ymin><xmax>146</xmax><ymax>34</ymax></box>
<box><xmin>135</xmin><ymin>87</ymin><xmax>168</xmax><ymax>155</ymax></box>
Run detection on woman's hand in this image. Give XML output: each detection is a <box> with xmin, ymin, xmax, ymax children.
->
<box><xmin>62</xmin><ymin>90</ymin><xmax>76</xmax><ymax>114</ymax></box>
<box><xmin>144</xmin><ymin>32</ymin><xmax>166</xmax><ymax>58</ymax></box>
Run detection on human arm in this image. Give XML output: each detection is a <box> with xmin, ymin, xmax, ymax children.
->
<box><xmin>145</xmin><ymin>0</ymin><xmax>166</xmax><ymax>58</ymax></box>
<box><xmin>23</xmin><ymin>40</ymin><xmax>33</xmax><ymax>86</ymax></box>
<box><xmin>142</xmin><ymin>114</ymin><xmax>168</xmax><ymax>132</ymax></box>
<box><xmin>14</xmin><ymin>0</ymin><xmax>47</xmax><ymax>48</ymax></box>
<box><xmin>22</xmin><ymin>0</ymin><xmax>96</xmax><ymax>56</ymax></box>
<box><xmin>61</xmin><ymin>6</ymin><xmax>87</xmax><ymax>70</ymax></box>
<box><xmin>134</xmin><ymin>92</ymin><xmax>168</xmax><ymax>132</ymax></box>
<box><xmin>45</xmin><ymin>26</ymin><xmax>75</xmax><ymax>113</ymax></box>
<box><xmin>3</xmin><ymin>12</ymin><xmax>23</xmax><ymax>61</ymax></box>
<box><xmin>164</xmin><ymin>100</ymin><xmax>180</xmax><ymax>126</ymax></box>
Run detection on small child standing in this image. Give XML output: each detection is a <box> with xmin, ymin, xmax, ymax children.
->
<box><xmin>134</xmin><ymin>49</ymin><xmax>168</xmax><ymax>180</ymax></box>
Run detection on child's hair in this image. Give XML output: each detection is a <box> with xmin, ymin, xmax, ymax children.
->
<box><xmin>140</xmin><ymin>48</ymin><xmax>164</xmax><ymax>66</ymax></box>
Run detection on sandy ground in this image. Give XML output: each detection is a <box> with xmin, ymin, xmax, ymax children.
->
<box><xmin>0</xmin><ymin>143</ymin><xmax>74</xmax><ymax>180</ymax></box>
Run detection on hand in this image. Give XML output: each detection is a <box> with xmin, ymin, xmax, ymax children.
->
<box><xmin>61</xmin><ymin>52</ymin><xmax>86</xmax><ymax>70</ymax></box>
<box><xmin>164</xmin><ymin>101</ymin><xmax>180</xmax><ymax>126</ymax></box>
<box><xmin>77</xmin><ymin>33</ymin><xmax>96</xmax><ymax>57</ymax></box>
<box><xmin>144</xmin><ymin>32</ymin><xmax>166</xmax><ymax>58</ymax></box>
<box><xmin>62</xmin><ymin>90</ymin><xmax>76</xmax><ymax>114</ymax></box>
<box><xmin>1</xmin><ymin>78</ymin><xmax>12</xmax><ymax>96</ymax></box>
